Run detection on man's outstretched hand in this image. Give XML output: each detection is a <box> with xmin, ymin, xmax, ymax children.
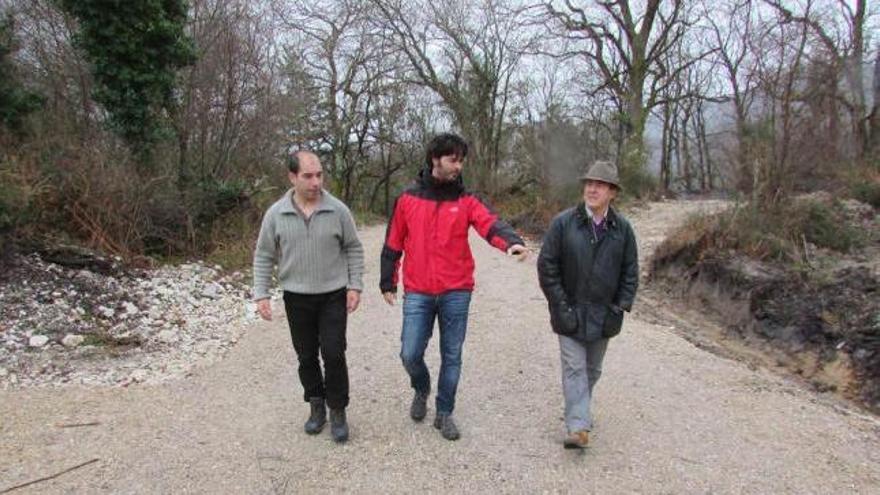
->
<box><xmin>507</xmin><ymin>244</ymin><xmax>529</xmax><ymax>261</ymax></box>
<box><xmin>347</xmin><ymin>289</ymin><xmax>361</xmax><ymax>313</ymax></box>
<box><xmin>382</xmin><ymin>292</ymin><xmax>396</xmax><ymax>306</ymax></box>
<box><xmin>257</xmin><ymin>298</ymin><xmax>272</xmax><ymax>321</ymax></box>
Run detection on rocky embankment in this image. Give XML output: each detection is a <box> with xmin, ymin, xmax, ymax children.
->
<box><xmin>0</xmin><ymin>250</ymin><xmax>259</xmax><ymax>387</ymax></box>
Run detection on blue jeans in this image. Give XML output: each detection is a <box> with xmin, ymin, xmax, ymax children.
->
<box><xmin>400</xmin><ymin>290</ymin><xmax>472</xmax><ymax>415</ymax></box>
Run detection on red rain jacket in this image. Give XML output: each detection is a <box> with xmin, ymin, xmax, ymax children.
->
<box><xmin>380</xmin><ymin>168</ymin><xmax>524</xmax><ymax>295</ymax></box>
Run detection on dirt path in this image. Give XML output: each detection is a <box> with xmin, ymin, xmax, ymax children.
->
<box><xmin>2</xmin><ymin>200</ymin><xmax>878</xmax><ymax>494</ymax></box>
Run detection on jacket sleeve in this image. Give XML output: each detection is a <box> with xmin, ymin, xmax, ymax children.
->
<box><xmin>379</xmin><ymin>194</ymin><xmax>406</xmax><ymax>293</ymax></box>
<box><xmin>340</xmin><ymin>208</ymin><xmax>364</xmax><ymax>292</ymax></box>
<box><xmin>467</xmin><ymin>194</ymin><xmax>524</xmax><ymax>252</ymax></box>
<box><xmin>537</xmin><ymin>215</ymin><xmax>569</xmax><ymax>308</ymax></box>
<box><xmin>614</xmin><ymin>222</ymin><xmax>639</xmax><ymax>311</ymax></box>
<box><xmin>252</xmin><ymin>207</ymin><xmax>278</xmax><ymax>301</ymax></box>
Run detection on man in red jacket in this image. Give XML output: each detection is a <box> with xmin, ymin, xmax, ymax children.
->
<box><xmin>381</xmin><ymin>133</ymin><xmax>527</xmax><ymax>440</ymax></box>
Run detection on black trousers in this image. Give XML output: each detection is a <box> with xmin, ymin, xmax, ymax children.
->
<box><xmin>282</xmin><ymin>288</ymin><xmax>349</xmax><ymax>410</ymax></box>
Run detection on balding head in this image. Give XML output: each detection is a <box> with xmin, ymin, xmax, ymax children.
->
<box><xmin>288</xmin><ymin>150</ymin><xmax>321</xmax><ymax>174</ymax></box>
<box><xmin>287</xmin><ymin>150</ymin><xmax>324</xmax><ymax>202</ymax></box>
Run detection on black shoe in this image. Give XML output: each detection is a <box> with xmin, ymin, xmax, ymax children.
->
<box><xmin>410</xmin><ymin>389</ymin><xmax>429</xmax><ymax>421</ymax></box>
<box><xmin>304</xmin><ymin>397</ymin><xmax>326</xmax><ymax>435</ymax></box>
<box><xmin>433</xmin><ymin>413</ymin><xmax>460</xmax><ymax>441</ymax></box>
<box><xmin>330</xmin><ymin>408</ymin><xmax>349</xmax><ymax>443</ymax></box>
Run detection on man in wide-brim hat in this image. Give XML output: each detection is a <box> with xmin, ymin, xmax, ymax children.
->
<box><xmin>537</xmin><ymin>159</ymin><xmax>639</xmax><ymax>449</ymax></box>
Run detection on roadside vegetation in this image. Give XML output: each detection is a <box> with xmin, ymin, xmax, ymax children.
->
<box><xmin>653</xmin><ymin>177</ymin><xmax>880</xmax><ymax>412</ymax></box>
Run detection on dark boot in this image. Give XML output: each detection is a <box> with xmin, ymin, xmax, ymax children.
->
<box><xmin>410</xmin><ymin>389</ymin><xmax>429</xmax><ymax>421</ymax></box>
<box><xmin>304</xmin><ymin>397</ymin><xmax>326</xmax><ymax>435</ymax></box>
<box><xmin>330</xmin><ymin>408</ymin><xmax>349</xmax><ymax>443</ymax></box>
<box><xmin>433</xmin><ymin>413</ymin><xmax>460</xmax><ymax>441</ymax></box>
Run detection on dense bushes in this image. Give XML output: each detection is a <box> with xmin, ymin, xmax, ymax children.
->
<box><xmin>0</xmin><ymin>171</ymin><xmax>23</xmax><ymax>233</ymax></box>
<box><xmin>0</xmin><ymin>136</ymin><xmax>279</xmax><ymax>265</ymax></box>
<box><xmin>849</xmin><ymin>168</ymin><xmax>880</xmax><ymax>209</ymax></box>
<box><xmin>618</xmin><ymin>159</ymin><xmax>658</xmax><ymax>201</ymax></box>
<box><xmin>799</xmin><ymin>200</ymin><xmax>864</xmax><ymax>253</ymax></box>
<box><xmin>655</xmin><ymin>194</ymin><xmax>871</xmax><ymax>267</ymax></box>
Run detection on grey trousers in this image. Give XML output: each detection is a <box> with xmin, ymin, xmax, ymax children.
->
<box><xmin>559</xmin><ymin>335</ymin><xmax>609</xmax><ymax>433</ymax></box>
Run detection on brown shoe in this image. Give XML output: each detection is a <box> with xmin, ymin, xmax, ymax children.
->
<box><xmin>563</xmin><ymin>430</ymin><xmax>589</xmax><ymax>449</ymax></box>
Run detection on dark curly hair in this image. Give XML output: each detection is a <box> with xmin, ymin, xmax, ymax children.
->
<box><xmin>425</xmin><ymin>133</ymin><xmax>468</xmax><ymax>168</ymax></box>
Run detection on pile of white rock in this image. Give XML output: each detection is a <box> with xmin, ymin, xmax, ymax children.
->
<box><xmin>0</xmin><ymin>253</ymin><xmax>264</xmax><ymax>388</ymax></box>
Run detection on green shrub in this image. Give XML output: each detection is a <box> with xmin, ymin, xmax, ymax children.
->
<box><xmin>851</xmin><ymin>180</ymin><xmax>880</xmax><ymax>208</ymax></box>
<box><xmin>724</xmin><ymin>203</ymin><xmax>792</xmax><ymax>261</ymax></box>
<box><xmin>0</xmin><ymin>183</ymin><xmax>17</xmax><ymax>232</ymax></box>
<box><xmin>1</xmin><ymin>15</ymin><xmax>44</xmax><ymax>136</ymax></box>
<box><xmin>799</xmin><ymin>200</ymin><xmax>864</xmax><ymax>253</ymax></box>
<box><xmin>191</xmin><ymin>178</ymin><xmax>249</xmax><ymax>227</ymax></box>
<box><xmin>0</xmin><ymin>162</ymin><xmax>44</xmax><ymax>234</ymax></box>
<box><xmin>138</xmin><ymin>178</ymin><xmax>255</xmax><ymax>258</ymax></box>
<box><xmin>619</xmin><ymin>162</ymin><xmax>657</xmax><ymax>200</ymax></box>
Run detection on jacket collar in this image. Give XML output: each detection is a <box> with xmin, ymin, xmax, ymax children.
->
<box><xmin>575</xmin><ymin>202</ymin><xmax>619</xmax><ymax>229</ymax></box>
<box><xmin>418</xmin><ymin>166</ymin><xmax>465</xmax><ymax>197</ymax></box>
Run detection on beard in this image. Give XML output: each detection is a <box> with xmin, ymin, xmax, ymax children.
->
<box><xmin>435</xmin><ymin>169</ymin><xmax>458</xmax><ymax>182</ymax></box>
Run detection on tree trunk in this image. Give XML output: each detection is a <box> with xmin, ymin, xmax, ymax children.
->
<box><xmin>671</xmin><ymin>111</ymin><xmax>682</xmax><ymax>188</ymax></box>
<box><xmin>681</xmin><ymin>118</ymin><xmax>693</xmax><ymax>192</ymax></box>
<box><xmin>694</xmin><ymin>117</ymin><xmax>706</xmax><ymax>192</ymax></box>
<box><xmin>850</xmin><ymin>0</ymin><xmax>868</xmax><ymax>159</ymax></box>
<box><xmin>734</xmin><ymin>94</ymin><xmax>753</xmax><ymax>193</ymax></box>
<box><xmin>696</xmin><ymin>101</ymin><xmax>713</xmax><ymax>191</ymax></box>
<box><xmin>869</xmin><ymin>50</ymin><xmax>880</xmax><ymax>159</ymax></box>
<box><xmin>660</xmin><ymin>103</ymin><xmax>672</xmax><ymax>191</ymax></box>
<box><xmin>620</xmin><ymin>90</ymin><xmax>647</xmax><ymax>176</ymax></box>
<box><xmin>679</xmin><ymin>101</ymin><xmax>693</xmax><ymax>193</ymax></box>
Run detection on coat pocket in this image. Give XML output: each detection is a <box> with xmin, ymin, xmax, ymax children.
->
<box><xmin>601</xmin><ymin>305</ymin><xmax>624</xmax><ymax>338</ymax></box>
<box><xmin>549</xmin><ymin>304</ymin><xmax>578</xmax><ymax>336</ymax></box>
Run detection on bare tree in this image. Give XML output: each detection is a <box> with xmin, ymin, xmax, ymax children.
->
<box><xmin>762</xmin><ymin>0</ymin><xmax>874</xmax><ymax>161</ymax></box>
<box><xmin>174</xmin><ymin>0</ymin><xmax>279</xmax><ymax>185</ymax></box>
<box><xmin>370</xmin><ymin>0</ymin><xmax>534</xmax><ymax>195</ymax></box>
<box><xmin>542</xmin><ymin>0</ymin><xmax>706</xmax><ymax>181</ymax></box>
<box><xmin>659</xmin><ymin>94</ymin><xmax>675</xmax><ymax>191</ymax></box>
<box><xmin>751</xmin><ymin>0</ymin><xmax>813</xmax><ymax>203</ymax></box>
<box><xmin>693</xmin><ymin>97</ymin><xmax>715</xmax><ymax>191</ymax></box>
<box><xmin>365</xmin><ymin>82</ymin><xmax>432</xmax><ymax>214</ymax></box>
<box><xmin>870</xmin><ymin>50</ymin><xmax>880</xmax><ymax>157</ymax></box>
<box><xmin>9</xmin><ymin>0</ymin><xmax>96</xmax><ymax>137</ymax></box>
<box><xmin>274</xmin><ymin>0</ymin><xmax>399</xmax><ymax>203</ymax></box>
<box><xmin>703</xmin><ymin>0</ymin><xmax>765</xmax><ymax>192</ymax></box>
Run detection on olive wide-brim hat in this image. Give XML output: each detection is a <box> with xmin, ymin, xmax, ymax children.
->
<box><xmin>578</xmin><ymin>160</ymin><xmax>621</xmax><ymax>189</ymax></box>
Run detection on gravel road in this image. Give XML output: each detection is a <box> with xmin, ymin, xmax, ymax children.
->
<box><xmin>2</xmin><ymin>200</ymin><xmax>878</xmax><ymax>494</ymax></box>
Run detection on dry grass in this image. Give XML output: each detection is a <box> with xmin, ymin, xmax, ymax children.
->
<box><xmin>654</xmin><ymin>195</ymin><xmax>870</xmax><ymax>271</ymax></box>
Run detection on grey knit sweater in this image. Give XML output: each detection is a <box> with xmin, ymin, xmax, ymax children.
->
<box><xmin>252</xmin><ymin>189</ymin><xmax>364</xmax><ymax>299</ymax></box>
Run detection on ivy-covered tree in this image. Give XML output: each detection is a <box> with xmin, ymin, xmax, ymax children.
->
<box><xmin>56</xmin><ymin>0</ymin><xmax>196</xmax><ymax>158</ymax></box>
<box><xmin>0</xmin><ymin>14</ymin><xmax>43</xmax><ymax>135</ymax></box>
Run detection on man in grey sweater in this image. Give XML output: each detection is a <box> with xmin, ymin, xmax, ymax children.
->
<box><xmin>253</xmin><ymin>150</ymin><xmax>364</xmax><ymax>443</ymax></box>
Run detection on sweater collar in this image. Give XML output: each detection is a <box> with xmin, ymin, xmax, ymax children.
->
<box><xmin>279</xmin><ymin>189</ymin><xmax>336</xmax><ymax>215</ymax></box>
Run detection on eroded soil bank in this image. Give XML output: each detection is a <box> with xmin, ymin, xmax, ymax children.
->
<box><xmin>649</xmin><ymin>197</ymin><xmax>879</xmax><ymax>414</ymax></box>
